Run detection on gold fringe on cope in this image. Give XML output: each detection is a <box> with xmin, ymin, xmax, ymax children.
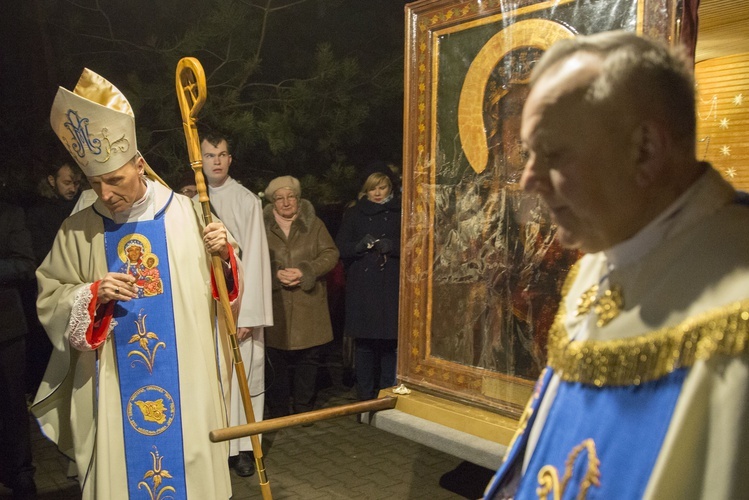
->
<box><xmin>547</xmin><ymin>265</ymin><xmax>749</xmax><ymax>387</ymax></box>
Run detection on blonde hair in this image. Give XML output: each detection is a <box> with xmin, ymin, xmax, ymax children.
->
<box><xmin>359</xmin><ymin>172</ymin><xmax>392</xmax><ymax>199</ymax></box>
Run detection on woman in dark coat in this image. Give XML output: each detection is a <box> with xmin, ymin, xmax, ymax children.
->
<box><xmin>336</xmin><ymin>167</ymin><xmax>401</xmax><ymax>400</ymax></box>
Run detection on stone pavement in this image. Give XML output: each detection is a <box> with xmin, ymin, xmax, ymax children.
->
<box><xmin>1</xmin><ymin>344</ymin><xmax>496</xmax><ymax>499</ymax></box>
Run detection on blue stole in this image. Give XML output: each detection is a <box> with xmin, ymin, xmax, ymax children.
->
<box><xmin>101</xmin><ymin>193</ymin><xmax>188</xmax><ymax>500</ymax></box>
<box><xmin>484</xmin><ymin>368</ymin><xmax>553</xmax><ymax>499</ymax></box>
<box><xmin>486</xmin><ymin>368</ymin><xmax>687</xmax><ymax>499</ymax></box>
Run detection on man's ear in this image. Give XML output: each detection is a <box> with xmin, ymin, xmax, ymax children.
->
<box><xmin>47</xmin><ymin>175</ymin><xmax>56</xmax><ymax>188</ymax></box>
<box><xmin>631</xmin><ymin>120</ymin><xmax>668</xmax><ymax>187</ymax></box>
<box><xmin>135</xmin><ymin>156</ymin><xmax>146</xmax><ymax>175</ymax></box>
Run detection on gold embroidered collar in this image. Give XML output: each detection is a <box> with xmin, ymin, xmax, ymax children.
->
<box><xmin>548</xmin><ymin>265</ymin><xmax>749</xmax><ymax>387</ymax></box>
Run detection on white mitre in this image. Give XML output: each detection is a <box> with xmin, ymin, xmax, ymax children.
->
<box><xmin>50</xmin><ymin>68</ymin><xmax>137</xmax><ymax>177</ymax></box>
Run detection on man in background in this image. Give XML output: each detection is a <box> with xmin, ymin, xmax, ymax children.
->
<box><xmin>201</xmin><ymin>131</ymin><xmax>273</xmax><ymax>478</ymax></box>
<box><xmin>25</xmin><ymin>160</ymin><xmax>82</xmax><ymax>394</ymax></box>
<box><xmin>27</xmin><ymin>160</ymin><xmax>81</xmax><ymax>264</ymax></box>
<box><xmin>0</xmin><ymin>202</ymin><xmax>37</xmax><ymax>499</ymax></box>
<box><xmin>485</xmin><ymin>31</ymin><xmax>748</xmax><ymax>499</ymax></box>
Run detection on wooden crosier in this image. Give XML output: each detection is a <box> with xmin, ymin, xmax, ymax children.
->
<box><xmin>175</xmin><ymin>56</ymin><xmax>272</xmax><ymax>500</ymax></box>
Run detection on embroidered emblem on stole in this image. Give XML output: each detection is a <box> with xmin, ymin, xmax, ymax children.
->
<box><xmin>103</xmin><ymin>194</ymin><xmax>187</xmax><ymax>499</ymax></box>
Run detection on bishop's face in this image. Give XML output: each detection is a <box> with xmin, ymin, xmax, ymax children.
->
<box><xmin>88</xmin><ymin>157</ymin><xmax>147</xmax><ymax>214</ymax></box>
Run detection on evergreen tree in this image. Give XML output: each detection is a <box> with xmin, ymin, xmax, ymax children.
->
<box><xmin>4</xmin><ymin>0</ymin><xmax>405</xmax><ymax>204</ymax></box>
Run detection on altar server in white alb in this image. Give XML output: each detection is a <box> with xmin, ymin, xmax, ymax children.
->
<box><xmin>33</xmin><ymin>68</ymin><xmax>240</xmax><ymax>500</ymax></box>
<box><xmin>199</xmin><ymin>131</ymin><xmax>273</xmax><ymax>478</ymax></box>
<box><xmin>485</xmin><ymin>31</ymin><xmax>749</xmax><ymax>499</ymax></box>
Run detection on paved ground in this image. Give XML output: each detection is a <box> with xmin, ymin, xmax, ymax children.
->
<box><xmin>1</xmin><ymin>343</ymin><xmax>496</xmax><ymax>499</ymax></box>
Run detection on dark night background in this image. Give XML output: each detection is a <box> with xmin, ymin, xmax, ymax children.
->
<box><xmin>0</xmin><ymin>0</ymin><xmax>411</xmax><ymax>207</ymax></box>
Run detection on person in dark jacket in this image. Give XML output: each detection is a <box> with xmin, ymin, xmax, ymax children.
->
<box><xmin>27</xmin><ymin>161</ymin><xmax>82</xmax><ymax>265</ymax></box>
<box><xmin>336</xmin><ymin>165</ymin><xmax>401</xmax><ymax>400</ymax></box>
<box><xmin>0</xmin><ymin>202</ymin><xmax>37</xmax><ymax>498</ymax></box>
<box><xmin>25</xmin><ymin>161</ymin><xmax>83</xmax><ymax>394</ymax></box>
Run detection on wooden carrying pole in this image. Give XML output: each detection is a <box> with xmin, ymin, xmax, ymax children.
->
<box><xmin>210</xmin><ymin>396</ymin><xmax>398</xmax><ymax>442</ymax></box>
<box><xmin>175</xmin><ymin>57</ymin><xmax>272</xmax><ymax>500</ymax></box>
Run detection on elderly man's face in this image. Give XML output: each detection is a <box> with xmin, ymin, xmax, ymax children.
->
<box><xmin>88</xmin><ymin>157</ymin><xmax>147</xmax><ymax>214</ymax></box>
<box><xmin>520</xmin><ymin>52</ymin><xmax>643</xmax><ymax>253</ymax></box>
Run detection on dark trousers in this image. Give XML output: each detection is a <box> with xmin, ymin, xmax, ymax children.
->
<box><xmin>354</xmin><ymin>338</ymin><xmax>397</xmax><ymax>400</ymax></box>
<box><xmin>265</xmin><ymin>345</ymin><xmax>323</xmax><ymax>417</ymax></box>
<box><xmin>0</xmin><ymin>335</ymin><xmax>34</xmax><ymax>487</ymax></box>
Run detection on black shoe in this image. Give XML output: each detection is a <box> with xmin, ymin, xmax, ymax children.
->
<box><xmin>229</xmin><ymin>452</ymin><xmax>255</xmax><ymax>477</ymax></box>
<box><xmin>341</xmin><ymin>369</ymin><xmax>355</xmax><ymax>388</ymax></box>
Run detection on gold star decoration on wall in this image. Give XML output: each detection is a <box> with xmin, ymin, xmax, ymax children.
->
<box><xmin>697</xmin><ymin>91</ymin><xmax>746</xmax><ymax>181</ymax></box>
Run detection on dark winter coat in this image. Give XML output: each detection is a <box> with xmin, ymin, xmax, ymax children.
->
<box><xmin>0</xmin><ymin>203</ymin><xmax>35</xmax><ymax>342</ymax></box>
<box><xmin>26</xmin><ymin>196</ymin><xmax>77</xmax><ymax>265</ymax></box>
<box><xmin>264</xmin><ymin>199</ymin><xmax>339</xmax><ymax>350</ymax></box>
<box><xmin>336</xmin><ymin>196</ymin><xmax>401</xmax><ymax>340</ymax></box>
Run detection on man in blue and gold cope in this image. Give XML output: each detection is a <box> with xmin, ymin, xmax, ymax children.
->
<box><xmin>484</xmin><ymin>31</ymin><xmax>749</xmax><ymax>499</ymax></box>
<box><xmin>32</xmin><ymin>68</ymin><xmax>240</xmax><ymax>500</ymax></box>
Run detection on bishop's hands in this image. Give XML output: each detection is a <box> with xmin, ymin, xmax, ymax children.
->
<box><xmin>203</xmin><ymin>222</ymin><xmax>230</xmax><ymax>260</ymax></box>
<box><xmin>98</xmin><ymin>272</ymin><xmax>137</xmax><ymax>304</ymax></box>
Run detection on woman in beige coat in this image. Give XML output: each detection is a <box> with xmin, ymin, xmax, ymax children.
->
<box><xmin>263</xmin><ymin>176</ymin><xmax>339</xmax><ymax>417</ymax></box>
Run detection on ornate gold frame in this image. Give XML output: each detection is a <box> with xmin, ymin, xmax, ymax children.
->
<box><xmin>399</xmin><ymin>0</ymin><xmax>680</xmax><ymax>417</ymax></box>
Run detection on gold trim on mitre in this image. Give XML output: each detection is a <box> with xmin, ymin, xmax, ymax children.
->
<box><xmin>50</xmin><ymin>68</ymin><xmax>137</xmax><ymax>177</ymax></box>
<box><xmin>547</xmin><ymin>264</ymin><xmax>749</xmax><ymax>387</ymax></box>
